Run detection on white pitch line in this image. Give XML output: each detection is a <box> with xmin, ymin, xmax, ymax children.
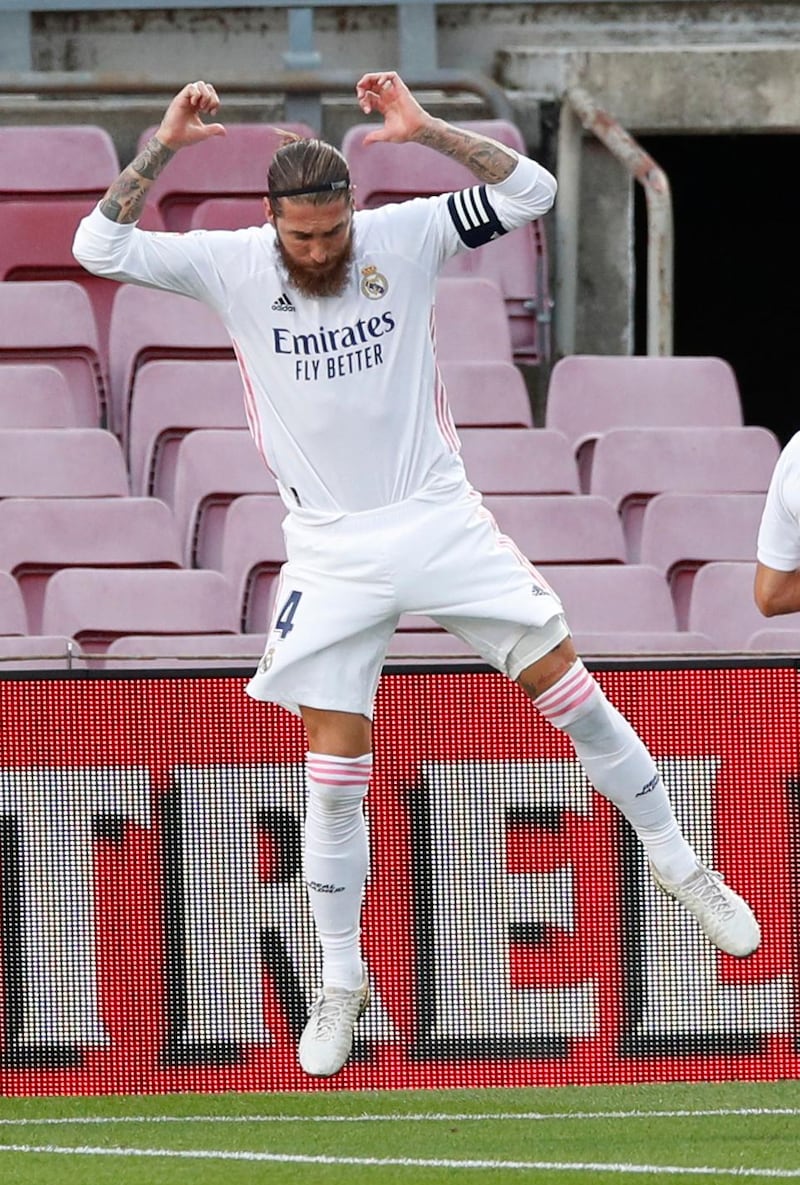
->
<box><xmin>0</xmin><ymin>1107</ymin><xmax>799</xmax><ymax>1128</ymax></box>
<box><xmin>1</xmin><ymin>1142</ymin><xmax>800</xmax><ymax>1177</ymax></box>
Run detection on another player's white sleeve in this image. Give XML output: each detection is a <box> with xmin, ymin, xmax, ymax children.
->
<box><xmin>446</xmin><ymin>155</ymin><xmax>557</xmax><ymax>249</ymax></box>
<box><xmin>756</xmin><ymin>432</ymin><xmax>800</xmax><ymax>571</ymax></box>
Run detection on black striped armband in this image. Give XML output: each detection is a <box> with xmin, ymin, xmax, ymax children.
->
<box><xmin>446</xmin><ymin>185</ymin><xmax>507</xmax><ymax>248</ymax></box>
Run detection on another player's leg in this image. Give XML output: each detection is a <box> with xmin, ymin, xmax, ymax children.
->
<box><xmin>297</xmin><ymin>707</ymin><xmax>372</xmax><ymax>1076</ymax></box>
<box><xmin>514</xmin><ymin>635</ymin><xmax>761</xmax><ymax>958</ymax></box>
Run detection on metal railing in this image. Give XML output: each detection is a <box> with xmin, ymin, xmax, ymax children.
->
<box><xmin>555</xmin><ymin>85</ymin><xmax>673</xmax><ymax>357</ymax></box>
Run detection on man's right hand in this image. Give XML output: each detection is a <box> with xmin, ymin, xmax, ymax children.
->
<box><xmin>156</xmin><ymin>81</ymin><xmax>226</xmax><ymax>151</ymax></box>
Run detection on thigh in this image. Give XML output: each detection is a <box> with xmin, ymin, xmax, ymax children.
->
<box><xmin>403</xmin><ymin>493</ymin><xmax>566</xmax><ymax>670</ymax></box>
<box><xmin>246</xmin><ymin>562</ymin><xmax>397</xmax><ymax>718</ymax></box>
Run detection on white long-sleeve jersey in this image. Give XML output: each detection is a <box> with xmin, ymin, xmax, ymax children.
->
<box><xmin>74</xmin><ymin>154</ymin><xmax>556</xmax><ymax>521</ymax></box>
<box><xmin>757</xmin><ymin>430</ymin><xmax>800</xmax><ymax>571</ymax></box>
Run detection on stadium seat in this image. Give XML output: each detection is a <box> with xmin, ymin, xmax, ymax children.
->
<box><xmin>0</xmin><ymin>429</ymin><xmax>129</xmax><ymax>499</ymax></box>
<box><xmin>0</xmin><ymin>497</ymin><xmax>183</xmax><ymax>632</ymax></box>
<box><xmin>638</xmin><ymin>492</ymin><xmax>767</xmax><ymax>627</ymax></box>
<box><xmin>107</xmin><ymin>285</ymin><xmax>234</xmax><ymax>441</ymax></box>
<box><xmin>687</xmin><ymin>561</ymin><xmax>774</xmax><ymax>652</ymax></box>
<box><xmin>169</xmin><ymin>429</ymin><xmax>279</xmax><ymax>566</ymax></box>
<box><xmin>103</xmin><ymin>631</ymin><xmax>267</xmax><ymax>670</ymax></box>
<box><xmin>589</xmin><ymin>426</ymin><xmax>780</xmax><ymax>559</ymax></box>
<box><xmin>0</xmin><ymin>572</ymin><xmax>27</xmax><ymax>636</ymax></box>
<box><xmin>0</xmin><ymin>364</ymin><xmax>81</xmax><ymax>428</ymax></box>
<box><xmin>40</xmin><ymin>567</ymin><xmax>239</xmax><ymax>652</ymax></box>
<box><xmin>341</xmin><ymin>119</ymin><xmax>549</xmax><ymax>364</ymax></box>
<box><xmin>189</xmin><ymin>197</ymin><xmax>267</xmax><ymax>231</ymax></box>
<box><xmin>538</xmin><ymin>562</ymin><xmax>689</xmax><ymax>643</ymax></box>
<box><xmin>550</xmin><ymin>556</ymin><xmax>720</xmax><ymax>661</ymax></box>
<box><xmin>434</xmin><ymin>277</ymin><xmax>513</xmax><ymax>363</ymax></box>
<box><xmin>0</xmin><ymin>124</ymin><xmax>120</xmax><ymax>200</ymax></box>
<box><xmin>0</xmin><ymin>201</ymin><xmax>123</xmax><ymax>359</ymax></box>
<box><xmin>545</xmin><ymin>355</ymin><xmax>744</xmax><ymax>491</ymax></box>
<box><xmin>0</xmin><ymin>281</ymin><xmax>108</xmax><ymax>427</ymax></box>
<box><xmin>128</xmin><ymin>359</ymin><xmax>248</xmax><ymax>498</ymax></box>
<box><xmin>439</xmin><ymin>360</ymin><xmax>533</xmax><ymax>428</ymax></box>
<box><xmin>746</xmin><ymin>628</ymin><xmax>800</xmax><ymax>653</ymax></box>
<box><xmin>458</xmin><ymin>428</ymin><xmax>579</xmax><ymax>494</ymax></box>
<box><xmin>215</xmin><ymin>494</ymin><xmax>286</xmax><ymax>632</ymax></box>
<box><xmin>481</xmin><ymin>494</ymin><xmax>627</xmax><ymax>564</ymax></box>
<box><xmin>385</xmin><ymin>630</ymin><xmax>481</xmax><ymax>662</ymax></box>
<box><xmin>136</xmin><ymin>121</ymin><xmax>316</xmax><ymax>231</ymax></box>
<box><xmin>0</xmin><ymin>635</ymin><xmax>88</xmax><ymax>671</ymax></box>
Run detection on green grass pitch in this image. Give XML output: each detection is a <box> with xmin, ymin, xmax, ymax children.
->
<box><xmin>1</xmin><ymin>1080</ymin><xmax>799</xmax><ymax>1184</ymax></box>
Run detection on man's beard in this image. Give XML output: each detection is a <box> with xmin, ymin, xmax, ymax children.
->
<box><xmin>274</xmin><ymin>231</ymin><xmax>354</xmax><ymax>299</ymax></box>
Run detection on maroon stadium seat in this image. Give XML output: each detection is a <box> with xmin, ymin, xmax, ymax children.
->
<box><xmin>481</xmin><ymin>493</ymin><xmax>626</xmax><ymax>564</ymax></box>
<box><xmin>439</xmin><ymin>360</ymin><xmax>533</xmax><ymax>428</ymax></box>
<box><xmin>103</xmin><ymin>631</ymin><xmax>267</xmax><ymax>670</ymax></box>
<box><xmin>215</xmin><ymin>494</ymin><xmax>287</xmax><ymax>632</ymax></box>
<box><xmin>589</xmin><ymin>426</ymin><xmax>779</xmax><ymax>560</ymax></box>
<box><xmin>0</xmin><ymin>364</ymin><xmax>82</xmax><ymax>428</ymax></box>
<box><xmin>638</xmin><ymin>491</ymin><xmax>767</xmax><ymax>627</ymax></box>
<box><xmin>0</xmin><ymin>281</ymin><xmax>108</xmax><ymax>427</ymax></box>
<box><xmin>458</xmin><ymin>427</ymin><xmax>579</xmax><ymax>494</ymax></box>
<box><xmin>433</xmin><ymin>277</ymin><xmax>513</xmax><ymax>363</ymax></box>
<box><xmin>0</xmin><ymin>496</ymin><xmax>183</xmax><ymax>632</ymax></box>
<box><xmin>0</xmin><ymin>571</ymin><xmax>27</xmax><ymax>636</ymax></box>
<box><xmin>0</xmin><ymin>124</ymin><xmax>120</xmax><ymax>200</ymax></box>
<box><xmin>687</xmin><ymin>561</ymin><xmax>770</xmax><ymax>652</ymax></box>
<box><xmin>189</xmin><ymin>197</ymin><xmax>267</xmax><ymax>231</ymax></box>
<box><xmin>137</xmin><ymin>121</ymin><xmax>315</xmax><ymax>231</ymax></box>
<box><xmin>41</xmin><ymin>567</ymin><xmax>239</xmax><ymax>652</ymax></box>
<box><xmin>545</xmin><ymin>355</ymin><xmax>744</xmax><ymax>491</ymax></box>
<box><xmin>0</xmin><ymin>428</ymin><xmax>129</xmax><ymax>499</ymax></box>
<box><xmin>108</xmin><ymin>284</ymin><xmax>234</xmax><ymax>440</ymax></box>
<box><xmin>127</xmin><ymin>359</ymin><xmax>248</xmax><ymax>498</ymax></box>
<box><xmin>169</xmin><ymin>429</ymin><xmax>279</xmax><ymax>567</ymax></box>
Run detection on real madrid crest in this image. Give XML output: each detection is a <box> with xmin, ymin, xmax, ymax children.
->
<box><xmin>360</xmin><ymin>265</ymin><xmax>389</xmax><ymax>300</ymax></box>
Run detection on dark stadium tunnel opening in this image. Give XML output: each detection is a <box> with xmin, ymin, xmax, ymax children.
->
<box><xmin>634</xmin><ymin>133</ymin><xmax>800</xmax><ymax>447</ymax></box>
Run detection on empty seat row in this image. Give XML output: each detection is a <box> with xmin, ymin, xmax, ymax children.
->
<box><xmin>2</xmin><ymin>562</ymin><xmax>797</xmax><ymax>669</ymax></box>
<box><xmin>0</xmin><ymin>482</ymin><xmax>767</xmax><ymax>638</ymax></box>
<box><xmin>0</xmin><ymin>422</ymin><xmax>776</xmax><ymax>570</ymax></box>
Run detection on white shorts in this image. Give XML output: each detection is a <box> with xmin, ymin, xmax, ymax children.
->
<box><xmin>247</xmin><ymin>482</ymin><xmax>566</xmax><ymax>717</ymax></box>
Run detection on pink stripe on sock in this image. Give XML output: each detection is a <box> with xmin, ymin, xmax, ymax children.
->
<box><xmin>535</xmin><ymin>663</ymin><xmax>599</xmax><ymax>724</ymax></box>
<box><xmin>307</xmin><ymin>754</ymin><xmax>373</xmax><ymax>788</ymax></box>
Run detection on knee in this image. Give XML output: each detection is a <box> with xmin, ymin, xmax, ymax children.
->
<box><xmin>527</xmin><ymin>656</ymin><xmax>610</xmax><ymax>737</ymax></box>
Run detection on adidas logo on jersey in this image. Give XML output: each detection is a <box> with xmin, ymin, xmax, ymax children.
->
<box><xmin>271</xmin><ymin>292</ymin><xmax>295</xmax><ymax>312</ymax></box>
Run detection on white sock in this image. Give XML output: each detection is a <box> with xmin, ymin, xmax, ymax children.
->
<box><xmin>304</xmin><ymin>752</ymin><xmax>372</xmax><ymax>990</ymax></box>
<box><xmin>534</xmin><ymin>661</ymin><xmax>697</xmax><ymax>883</ymax></box>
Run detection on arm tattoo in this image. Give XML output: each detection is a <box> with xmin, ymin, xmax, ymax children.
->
<box><xmin>415</xmin><ymin>123</ymin><xmax>517</xmax><ymax>184</ymax></box>
<box><xmin>99</xmin><ymin>136</ymin><xmax>175</xmax><ymax>224</ymax></box>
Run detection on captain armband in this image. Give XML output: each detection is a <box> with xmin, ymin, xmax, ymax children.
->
<box><xmin>447</xmin><ymin>185</ymin><xmax>507</xmax><ymax>248</ymax></box>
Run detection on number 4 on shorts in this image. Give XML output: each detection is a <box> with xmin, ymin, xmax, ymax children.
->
<box><xmin>275</xmin><ymin>589</ymin><xmax>302</xmax><ymax>638</ymax></box>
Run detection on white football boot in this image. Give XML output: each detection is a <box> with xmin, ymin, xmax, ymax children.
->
<box><xmin>298</xmin><ymin>962</ymin><xmax>370</xmax><ymax>1077</ymax></box>
<box><xmin>650</xmin><ymin>861</ymin><xmax>761</xmax><ymax>958</ymax></box>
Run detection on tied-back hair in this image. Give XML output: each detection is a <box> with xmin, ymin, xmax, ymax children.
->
<box><xmin>267</xmin><ymin>133</ymin><xmax>351</xmax><ymax>214</ymax></box>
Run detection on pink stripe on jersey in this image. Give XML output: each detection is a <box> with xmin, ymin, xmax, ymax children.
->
<box><xmin>534</xmin><ymin>661</ymin><xmax>596</xmax><ymax>723</ymax></box>
<box><xmin>434</xmin><ymin>362</ymin><xmax>461</xmax><ymax>452</ymax></box>
<box><xmin>231</xmin><ymin>337</ymin><xmax>278</xmax><ymax>477</ymax></box>
<box><xmin>307</xmin><ymin>753</ymin><xmax>373</xmax><ymax>789</ymax></box>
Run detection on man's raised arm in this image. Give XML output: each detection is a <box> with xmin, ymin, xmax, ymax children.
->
<box><xmin>99</xmin><ymin>80</ymin><xmax>225</xmax><ymax>224</ymax></box>
<box><xmin>355</xmin><ymin>70</ymin><xmax>539</xmax><ymax>186</ymax></box>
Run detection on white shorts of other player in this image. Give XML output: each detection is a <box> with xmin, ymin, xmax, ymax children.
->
<box><xmin>247</xmin><ymin>478</ymin><xmax>568</xmax><ymax>718</ymax></box>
